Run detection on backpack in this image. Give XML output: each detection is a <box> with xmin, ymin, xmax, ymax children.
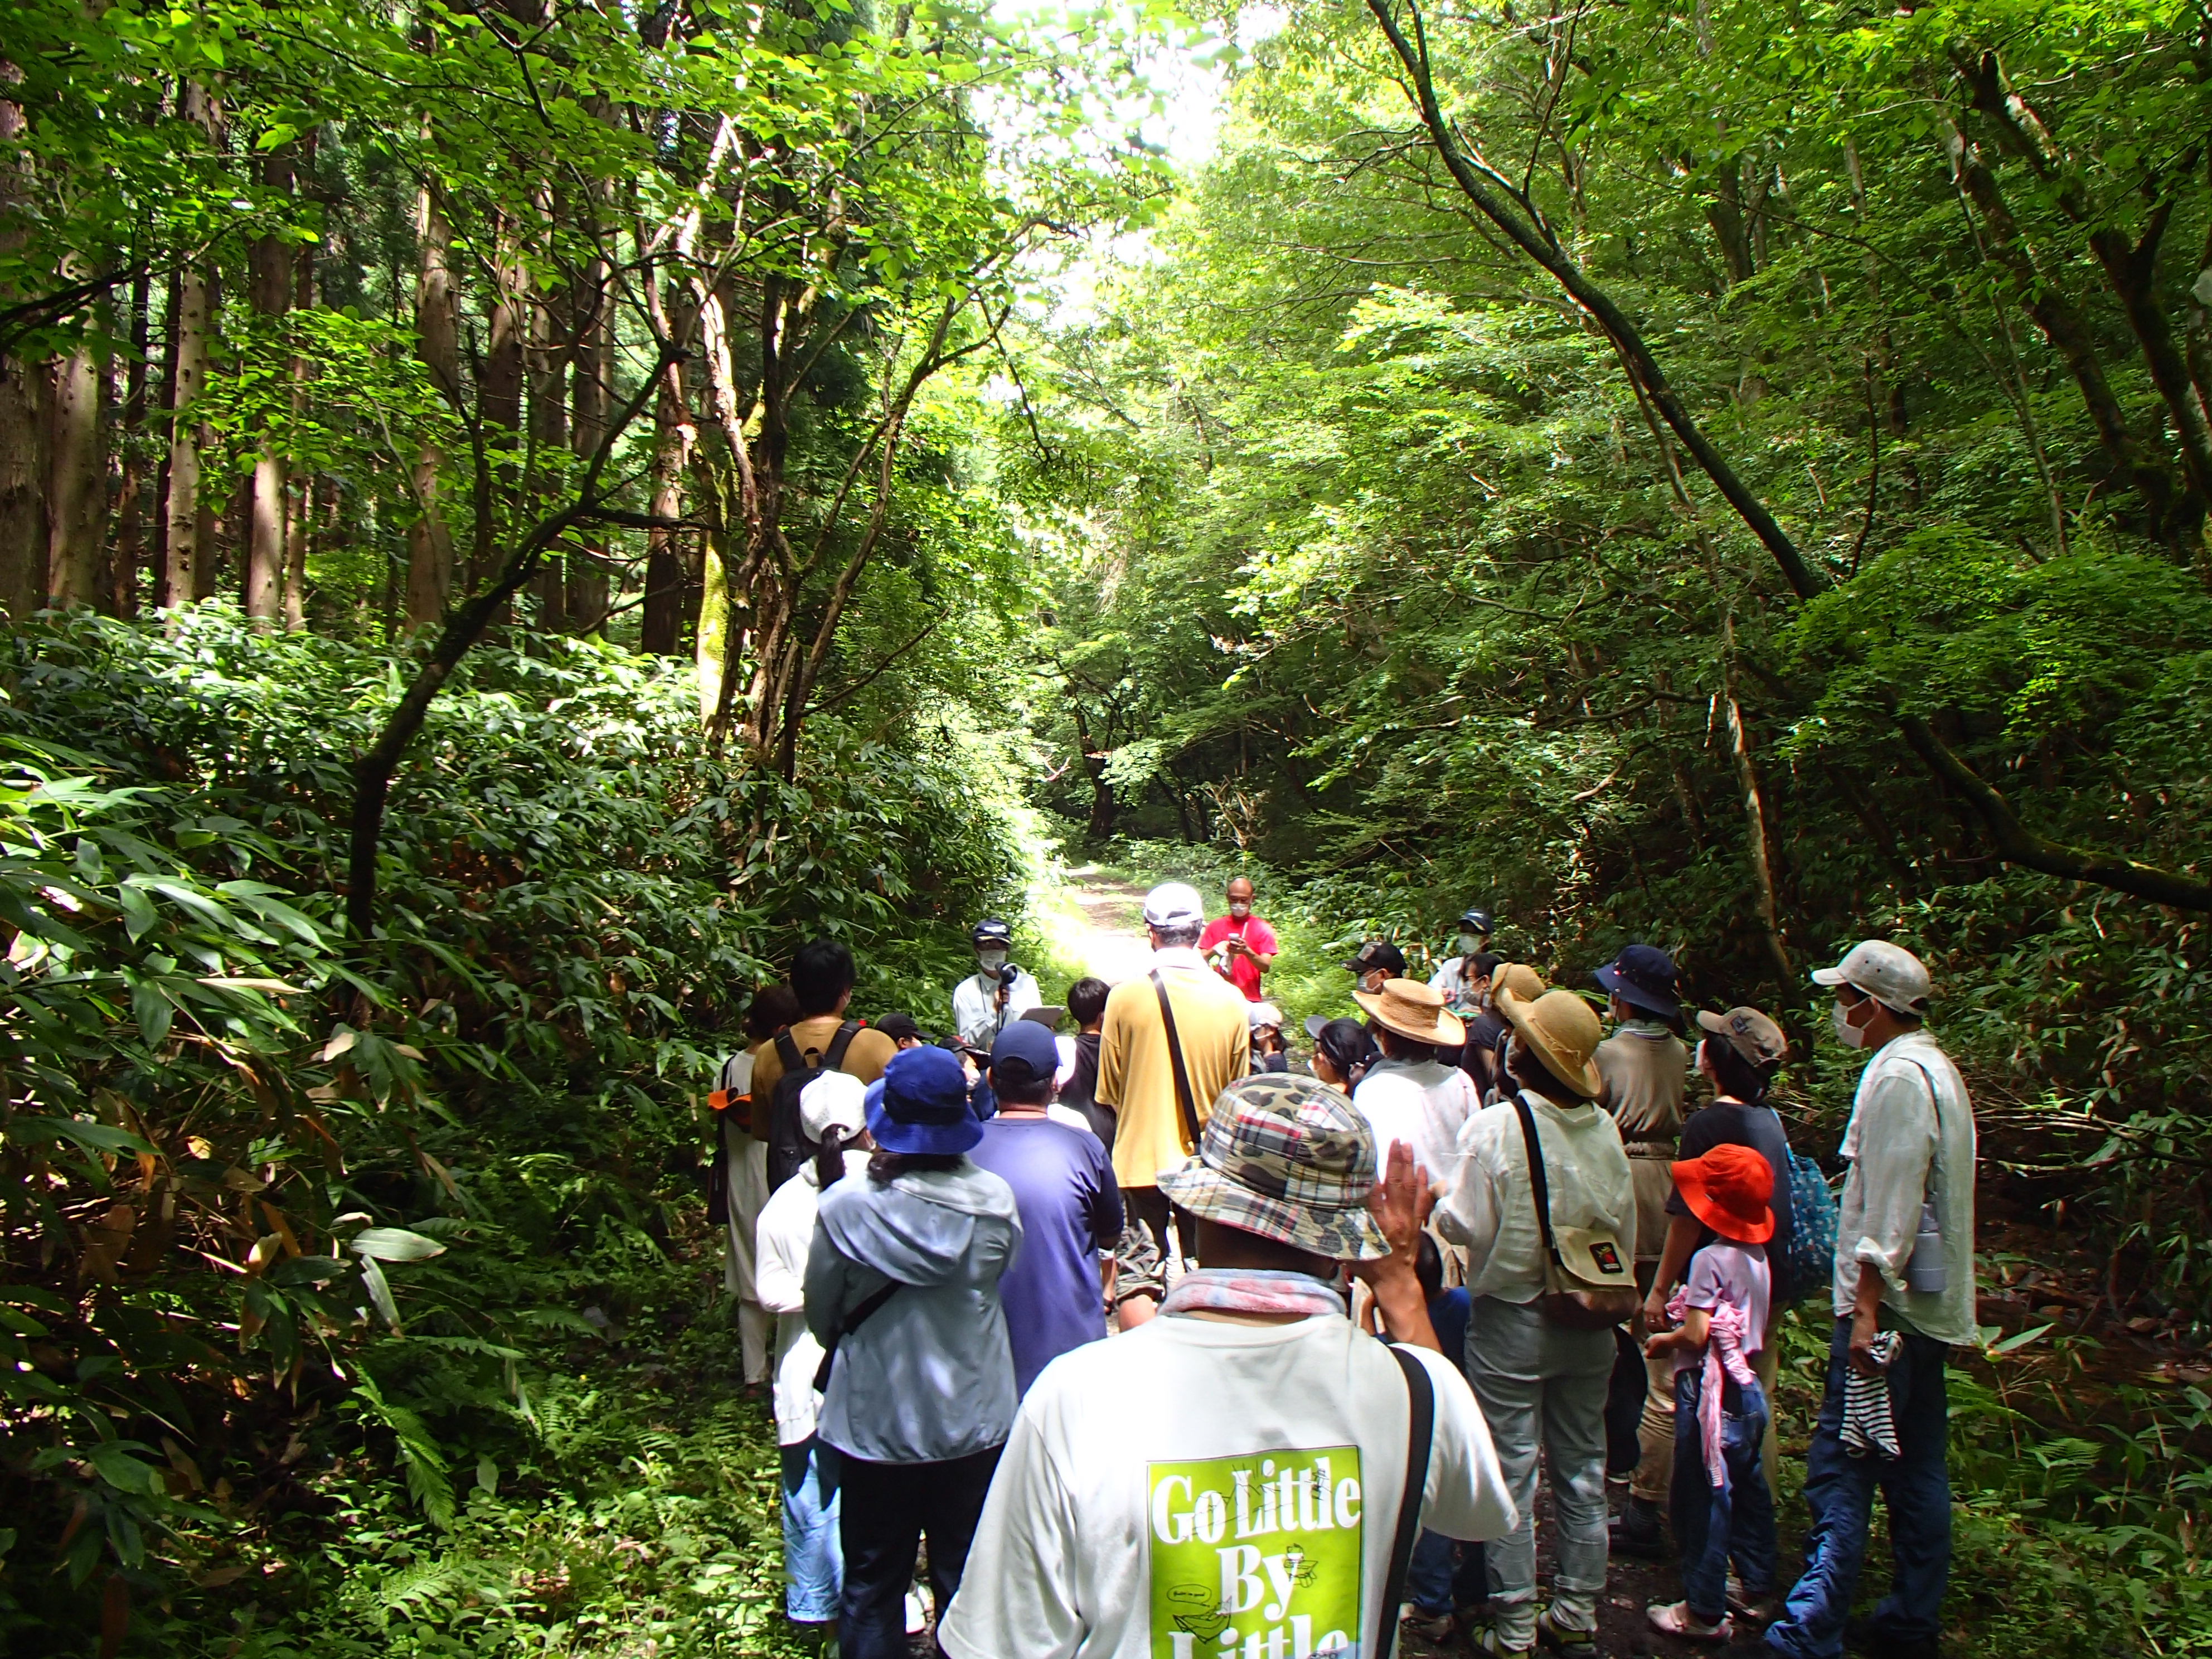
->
<box><xmin>1773</xmin><ymin>1108</ymin><xmax>1839</xmax><ymax>1303</ymax></box>
<box><xmin>765</xmin><ymin>1021</ymin><xmax>861</xmax><ymax>1192</ymax></box>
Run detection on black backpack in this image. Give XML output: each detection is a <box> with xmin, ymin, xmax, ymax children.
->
<box><xmin>765</xmin><ymin>1021</ymin><xmax>861</xmax><ymax>1192</ymax></box>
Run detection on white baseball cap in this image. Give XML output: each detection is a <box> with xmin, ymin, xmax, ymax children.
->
<box><xmin>1143</xmin><ymin>881</ymin><xmax>1207</xmax><ymax>929</ymax></box>
<box><xmin>1811</xmin><ymin>940</ymin><xmax>1931</xmax><ymax>1014</ymax></box>
<box><xmin>800</xmin><ymin>1070</ymin><xmax>869</xmax><ymax>1143</ymax></box>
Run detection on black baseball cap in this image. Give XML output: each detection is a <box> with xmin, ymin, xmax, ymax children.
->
<box><xmin>877</xmin><ymin>1012</ymin><xmax>929</xmax><ymax>1043</ymax></box>
<box><xmin>1342</xmin><ymin>939</ymin><xmax>1407</xmax><ymax>977</ymax></box>
<box><xmin>1458</xmin><ymin>908</ymin><xmax>1494</xmax><ymax>934</ymax></box>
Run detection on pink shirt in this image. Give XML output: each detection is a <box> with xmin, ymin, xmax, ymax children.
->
<box><xmin>1197</xmin><ymin>914</ymin><xmax>1279</xmax><ymax>1002</ymax></box>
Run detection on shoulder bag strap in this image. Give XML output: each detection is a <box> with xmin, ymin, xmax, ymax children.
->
<box><xmin>826</xmin><ymin>1019</ymin><xmax>861</xmax><ymax>1071</ymax></box>
<box><xmin>1150</xmin><ymin>969</ymin><xmax>1205</xmax><ymax>1148</ymax></box>
<box><xmin>1377</xmin><ymin>1344</ymin><xmax>1437</xmax><ymax>1659</ymax></box>
<box><xmin>1508</xmin><ymin>1090</ymin><xmax>1565</xmax><ymax>1274</ymax></box>
<box><xmin>811</xmin><ymin>1278</ymin><xmax>903</xmax><ymax>1392</ymax></box>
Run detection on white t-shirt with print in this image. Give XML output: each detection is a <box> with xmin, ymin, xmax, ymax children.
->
<box><xmin>939</xmin><ymin>1311</ymin><xmax>1515</xmax><ymax>1659</ymax></box>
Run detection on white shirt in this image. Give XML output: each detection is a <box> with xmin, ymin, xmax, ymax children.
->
<box><xmin>1357</xmin><ymin>1059</ymin><xmax>1477</xmax><ymax>1188</ymax></box>
<box><xmin>1833</xmin><ymin>1029</ymin><xmax>1978</xmax><ymax>1345</ymax></box>
<box><xmin>954</xmin><ymin>966</ymin><xmax>1044</xmax><ymax>1048</ymax></box>
<box><xmin>716</xmin><ymin>1051</ymin><xmax>770</xmax><ymax>1299</ymax></box>
<box><xmin>938</xmin><ymin>1312</ymin><xmax>1515</xmax><ymax>1659</ymax></box>
<box><xmin>754</xmin><ymin>1148</ymin><xmax>870</xmax><ymax>1445</ymax></box>
<box><xmin>1428</xmin><ymin>957</ymin><xmax>1483</xmax><ymax>1017</ymax></box>
<box><xmin>1434</xmin><ymin>1089</ymin><xmax>1637</xmax><ymax>1303</ymax></box>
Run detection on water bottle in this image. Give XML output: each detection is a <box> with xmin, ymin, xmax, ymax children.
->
<box><xmin>1907</xmin><ymin>1200</ymin><xmax>1947</xmax><ymax>1294</ymax></box>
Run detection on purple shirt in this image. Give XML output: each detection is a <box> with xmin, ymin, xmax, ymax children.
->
<box><xmin>969</xmin><ymin>1115</ymin><xmax>1124</xmax><ymax>1395</ymax></box>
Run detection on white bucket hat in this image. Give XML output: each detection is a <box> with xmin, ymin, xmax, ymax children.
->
<box><xmin>1811</xmin><ymin>940</ymin><xmax>1931</xmax><ymax>1014</ymax></box>
<box><xmin>800</xmin><ymin>1069</ymin><xmax>869</xmax><ymax>1143</ymax></box>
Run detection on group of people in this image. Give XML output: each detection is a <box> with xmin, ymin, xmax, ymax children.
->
<box><xmin>707</xmin><ymin>880</ymin><xmax>1977</xmax><ymax>1659</ymax></box>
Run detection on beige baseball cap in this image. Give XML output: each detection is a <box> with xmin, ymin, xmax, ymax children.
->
<box><xmin>1811</xmin><ymin>940</ymin><xmax>1930</xmax><ymax>1014</ymax></box>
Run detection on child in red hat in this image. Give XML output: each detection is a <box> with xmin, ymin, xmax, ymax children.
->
<box><xmin>1642</xmin><ymin>1142</ymin><xmax>1779</xmax><ymax>1642</ymax></box>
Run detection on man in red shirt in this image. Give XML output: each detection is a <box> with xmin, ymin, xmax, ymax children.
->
<box><xmin>1198</xmin><ymin>875</ymin><xmax>1279</xmax><ymax>1002</ymax></box>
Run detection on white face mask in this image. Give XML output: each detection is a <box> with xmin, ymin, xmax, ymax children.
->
<box><xmin>978</xmin><ymin>950</ymin><xmax>1008</xmax><ymax>973</ymax></box>
<box><xmin>1832</xmin><ymin>997</ymin><xmax>1869</xmax><ymax>1049</ymax></box>
<box><xmin>1457</xmin><ymin>934</ymin><xmax>1484</xmax><ymax>957</ymax></box>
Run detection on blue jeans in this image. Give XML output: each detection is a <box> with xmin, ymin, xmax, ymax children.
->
<box><xmin>1408</xmin><ymin>1529</ymin><xmax>1488</xmax><ymax>1616</ymax></box>
<box><xmin>1765</xmin><ymin>1318</ymin><xmax>1952</xmax><ymax>1658</ymax></box>
<box><xmin>1670</xmin><ymin>1367</ymin><xmax>1776</xmax><ymax>1622</ymax></box>
<box><xmin>779</xmin><ymin>1437</ymin><xmax>843</xmax><ymax>1623</ymax></box>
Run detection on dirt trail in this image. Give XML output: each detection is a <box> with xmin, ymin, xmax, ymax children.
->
<box><xmin>1055</xmin><ymin>867</ymin><xmax>1155</xmax><ymax>986</ymax></box>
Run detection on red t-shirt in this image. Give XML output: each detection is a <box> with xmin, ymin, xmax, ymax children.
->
<box><xmin>1197</xmin><ymin>914</ymin><xmax>1279</xmax><ymax>1002</ymax></box>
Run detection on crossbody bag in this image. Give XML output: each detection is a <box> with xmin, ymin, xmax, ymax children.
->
<box><xmin>1508</xmin><ymin>1092</ymin><xmax>1639</xmax><ymax>1330</ymax></box>
<box><xmin>1149</xmin><ymin>970</ymin><xmax>1206</xmax><ymax>1149</ymax></box>
<box><xmin>1375</xmin><ymin>1345</ymin><xmax>1437</xmax><ymax>1659</ymax></box>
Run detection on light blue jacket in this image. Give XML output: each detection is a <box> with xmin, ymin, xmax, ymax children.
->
<box><xmin>805</xmin><ymin>1158</ymin><xmax>1023</xmax><ymax>1463</ymax></box>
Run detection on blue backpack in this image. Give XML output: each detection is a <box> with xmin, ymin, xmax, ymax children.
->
<box><xmin>1774</xmin><ymin>1110</ymin><xmax>1839</xmax><ymax>1302</ymax></box>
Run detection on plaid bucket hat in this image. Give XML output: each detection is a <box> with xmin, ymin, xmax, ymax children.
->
<box><xmin>1157</xmin><ymin>1073</ymin><xmax>1391</xmax><ymax>1260</ymax></box>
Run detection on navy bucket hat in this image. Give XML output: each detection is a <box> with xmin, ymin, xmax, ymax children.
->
<box><xmin>1593</xmin><ymin>943</ymin><xmax>1682</xmax><ymax>1020</ymax></box>
<box><xmin>864</xmin><ymin>1045</ymin><xmax>982</xmax><ymax>1156</ymax></box>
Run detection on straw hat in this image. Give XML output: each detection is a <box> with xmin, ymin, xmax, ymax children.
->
<box><xmin>1352</xmin><ymin>977</ymin><xmax>1467</xmax><ymax>1047</ymax></box>
<box><xmin>1490</xmin><ymin>962</ymin><xmax>1545</xmax><ymax>1003</ymax></box>
<box><xmin>1496</xmin><ymin>986</ymin><xmax>1604</xmax><ymax>1099</ymax></box>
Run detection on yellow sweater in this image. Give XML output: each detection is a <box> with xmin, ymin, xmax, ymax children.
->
<box><xmin>1097</xmin><ymin>952</ymin><xmax>1253</xmax><ymax>1190</ymax></box>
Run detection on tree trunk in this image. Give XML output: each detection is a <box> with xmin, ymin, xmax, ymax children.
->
<box><xmin>161</xmin><ymin>81</ymin><xmax>220</xmax><ymax>612</ymax></box>
<box><xmin>478</xmin><ymin>225</ymin><xmax>527</xmax><ymax>591</ymax></box>
<box><xmin>0</xmin><ymin>72</ymin><xmax>45</xmax><ymax>619</ymax></box>
<box><xmin>1723</xmin><ymin>638</ymin><xmax>1792</xmax><ymax>989</ymax></box>
<box><xmin>640</xmin><ymin>312</ymin><xmax>692</xmax><ymax>656</ymax></box>
<box><xmin>244</xmin><ymin>145</ymin><xmax>293</xmax><ymax>628</ymax></box>
<box><xmin>404</xmin><ymin>184</ymin><xmax>459</xmax><ymax>631</ymax></box>
<box><xmin>565</xmin><ymin>248</ymin><xmax>610</xmax><ymax>636</ymax></box>
<box><xmin>110</xmin><ymin>266</ymin><xmax>152</xmax><ymax>618</ymax></box>
<box><xmin>526</xmin><ymin>257</ymin><xmax>569</xmax><ymax>632</ymax></box>
<box><xmin>45</xmin><ymin>336</ymin><xmax>105</xmax><ymax>608</ymax></box>
<box><xmin>284</xmin><ymin>181</ymin><xmax>314</xmax><ymax>630</ymax></box>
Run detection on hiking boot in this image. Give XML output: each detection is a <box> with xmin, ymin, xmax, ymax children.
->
<box><xmin>1726</xmin><ymin>1573</ymin><xmax>1779</xmax><ymax>1624</ymax></box>
<box><xmin>1401</xmin><ymin>1606</ymin><xmax>1456</xmax><ymax>1643</ymax></box>
<box><xmin>1535</xmin><ymin>1609</ymin><xmax>1600</xmax><ymax>1657</ymax></box>
<box><xmin>1468</xmin><ymin>1624</ymin><xmax>1534</xmax><ymax>1657</ymax></box>
<box><xmin>1845</xmin><ymin>1615</ymin><xmax>1941</xmax><ymax>1659</ymax></box>
<box><xmin>1607</xmin><ymin>1495</ymin><xmax>1669</xmax><ymax>1560</ymax></box>
<box><xmin>1647</xmin><ymin>1601</ymin><xmax>1734</xmax><ymax>1643</ymax></box>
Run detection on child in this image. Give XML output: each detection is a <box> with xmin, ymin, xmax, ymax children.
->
<box><xmin>1402</xmin><ymin>1235</ymin><xmax>1486</xmax><ymax>1640</ymax></box>
<box><xmin>1643</xmin><ymin>1142</ymin><xmax>1779</xmax><ymax>1643</ymax></box>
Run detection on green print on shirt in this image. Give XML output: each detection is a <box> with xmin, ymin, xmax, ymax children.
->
<box><xmin>1147</xmin><ymin>1447</ymin><xmax>1364</xmax><ymax>1658</ymax></box>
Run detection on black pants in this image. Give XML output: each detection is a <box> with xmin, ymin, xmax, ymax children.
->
<box><xmin>837</xmin><ymin>1444</ymin><xmax>1002</xmax><ymax>1658</ymax></box>
<box><xmin>1122</xmin><ymin>1185</ymin><xmax>1197</xmax><ymax>1264</ymax></box>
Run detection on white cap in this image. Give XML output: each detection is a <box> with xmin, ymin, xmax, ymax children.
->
<box><xmin>800</xmin><ymin>1070</ymin><xmax>869</xmax><ymax>1143</ymax></box>
<box><xmin>1247</xmin><ymin>1002</ymin><xmax>1283</xmax><ymax>1031</ymax></box>
<box><xmin>1811</xmin><ymin>940</ymin><xmax>1931</xmax><ymax>1013</ymax></box>
<box><xmin>1143</xmin><ymin>881</ymin><xmax>1206</xmax><ymax>929</ymax></box>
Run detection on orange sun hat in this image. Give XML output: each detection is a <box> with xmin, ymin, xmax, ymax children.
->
<box><xmin>1670</xmin><ymin>1142</ymin><xmax>1776</xmax><ymax>1244</ymax></box>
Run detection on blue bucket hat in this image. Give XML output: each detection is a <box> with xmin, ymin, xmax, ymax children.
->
<box><xmin>1593</xmin><ymin>943</ymin><xmax>1682</xmax><ymax>1020</ymax></box>
<box><xmin>865</xmin><ymin>1045</ymin><xmax>982</xmax><ymax>1156</ymax></box>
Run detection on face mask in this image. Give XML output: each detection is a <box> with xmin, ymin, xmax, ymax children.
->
<box><xmin>978</xmin><ymin>950</ymin><xmax>1008</xmax><ymax>973</ymax></box>
<box><xmin>1362</xmin><ymin>971</ymin><xmax>1388</xmax><ymax>993</ymax></box>
<box><xmin>1229</xmin><ymin>901</ymin><xmax>1252</xmax><ymax>919</ymax></box>
<box><xmin>1832</xmin><ymin>998</ymin><xmax>1869</xmax><ymax>1049</ymax></box>
<box><xmin>1458</xmin><ymin>934</ymin><xmax>1483</xmax><ymax>957</ymax></box>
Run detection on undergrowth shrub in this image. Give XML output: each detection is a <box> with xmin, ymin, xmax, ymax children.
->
<box><xmin>0</xmin><ymin>609</ymin><xmax>1026</xmax><ymax>1647</ymax></box>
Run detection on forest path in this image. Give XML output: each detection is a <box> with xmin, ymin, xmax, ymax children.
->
<box><xmin>1042</xmin><ymin>866</ymin><xmax>1154</xmax><ymax>986</ymax></box>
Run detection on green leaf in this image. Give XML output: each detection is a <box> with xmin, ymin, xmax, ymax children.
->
<box><xmin>132</xmin><ymin>979</ymin><xmax>173</xmax><ymax>1047</ymax></box>
<box><xmin>117</xmin><ymin>884</ymin><xmax>157</xmax><ymax>942</ymax></box>
<box><xmin>7</xmin><ymin>1117</ymin><xmax>157</xmax><ymax>1158</ymax></box>
<box><xmin>358</xmin><ymin>1254</ymin><xmax>401</xmax><ymax>1330</ymax></box>
<box><xmin>351</xmin><ymin>1227</ymin><xmax>446</xmax><ymax>1263</ymax></box>
<box><xmin>1989</xmin><ymin>1323</ymin><xmax>2055</xmax><ymax>1356</ymax></box>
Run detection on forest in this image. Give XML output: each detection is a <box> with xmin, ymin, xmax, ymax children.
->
<box><xmin>2</xmin><ymin>0</ymin><xmax>2210</xmax><ymax>1652</ymax></box>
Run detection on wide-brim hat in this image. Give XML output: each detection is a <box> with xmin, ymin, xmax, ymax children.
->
<box><xmin>1351</xmin><ymin>977</ymin><xmax>1467</xmax><ymax>1047</ymax></box>
<box><xmin>1157</xmin><ymin>1073</ymin><xmax>1391</xmax><ymax>1260</ymax></box>
<box><xmin>1496</xmin><ymin>987</ymin><xmax>1604</xmax><ymax>1099</ymax></box>
<box><xmin>1592</xmin><ymin>943</ymin><xmax>1682</xmax><ymax>1019</ymax></box>
<box><xmin>864</xmin><ymin>1046</ymin><xmax>982</xmax><ymax>1156</ymax></box>
<box><xmin>1490</xmin><ymin>962</ymin><xmax>1545</xmax><ymax>1003</ymax></box>
<box><xmin>1671</xmin><ymin>1142</ymin><xmax>1776</xmax><ymax>1244</ymax></box>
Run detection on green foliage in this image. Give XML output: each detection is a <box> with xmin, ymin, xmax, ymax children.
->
<box><xmin>0</xmin><ymin>610</ymin><xmax>1024</xmax><ymax>1639</ymax></box>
